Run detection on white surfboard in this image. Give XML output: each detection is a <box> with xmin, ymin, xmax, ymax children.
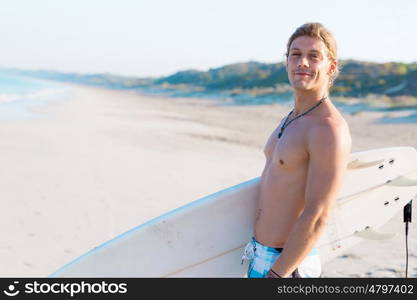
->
<box><xmin>50</xmin><ymin>147</ymin><xmax>417</xmax><ymax>277</ymax></box>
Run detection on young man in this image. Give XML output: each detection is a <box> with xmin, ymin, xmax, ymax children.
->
<box><xmin>242</xmin><ymin>23</ymin><xmax>352</xmax><ymax>278</ymax></box>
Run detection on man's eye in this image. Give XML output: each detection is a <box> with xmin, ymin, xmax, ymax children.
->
<box><xmin>291</xmin><ymin>53</ymin><xmax>300</xmax><ymax>56</ymax></box>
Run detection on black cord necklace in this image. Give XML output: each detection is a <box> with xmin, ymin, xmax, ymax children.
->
<box><xmin>278</xmin><ymin>95</ymin><xmax>328</xmax><ymax>139</ymax></box>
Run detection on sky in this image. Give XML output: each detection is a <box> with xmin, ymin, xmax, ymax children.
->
<box><xmin>0</xmin><ymin>0</ymin><xmax>416</xmax><ymax>78</ymax></box>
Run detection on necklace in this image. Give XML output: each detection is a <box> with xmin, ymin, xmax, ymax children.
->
<box><xmin>277</xmin><ymin>95</ymin><xmax>327</xmax><ymax>139</ymax></box>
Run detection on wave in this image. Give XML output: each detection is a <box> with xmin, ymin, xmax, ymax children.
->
<box><xmin>0</xmin><ymin>87</ymin><xmax>70</xmax><ymax>104</ymax></box>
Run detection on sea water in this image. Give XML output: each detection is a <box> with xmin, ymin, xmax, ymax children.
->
<box><xmin>0</xmin><ymin>73</ymin><xmax>71</xmax><ymax>121</ymax></box>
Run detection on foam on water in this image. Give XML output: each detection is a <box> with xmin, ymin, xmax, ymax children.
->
<box><xmin>0</xmin><ymin>73</ymin><xmax>71</xmax><ymax>120</ymax></box>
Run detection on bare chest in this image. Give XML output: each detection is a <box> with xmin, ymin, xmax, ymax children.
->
<box><xmin>263</xmin><ymin>121</ymin><xmax>308</xmax><ymax>170</ymax></box>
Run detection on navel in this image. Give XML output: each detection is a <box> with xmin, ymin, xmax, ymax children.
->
<box><xmin>279</xmin><ymin>159</ymin><xmax>284</xmax><ymax>165</ymax></box>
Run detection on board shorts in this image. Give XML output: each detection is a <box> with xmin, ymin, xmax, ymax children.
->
<box><xmin>242</xmin><ymin>237</ymin><xmax>322</xmax><ymax>278</ymax></box>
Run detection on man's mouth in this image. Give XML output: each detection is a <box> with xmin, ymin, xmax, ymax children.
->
<box><xmin>295</xmin><ymin>72</ymin><xmax>311</xmax><ymax>76</ymax></box>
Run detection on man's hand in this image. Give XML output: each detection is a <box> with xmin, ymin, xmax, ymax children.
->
<box><xmin>266</xmin><ymin>268</ymin><xmax>301</xmax><ymax>278</ymax></box>
<box><xmin>265</xmin><ymin>269</ymin><xmax>283</xmax><ymax>278</ymax></box>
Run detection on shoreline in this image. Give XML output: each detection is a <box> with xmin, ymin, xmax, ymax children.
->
<box><xmin>1</xmin><ymin>83</ymin><xmax>416</xmax><ymax>277</ymax></box>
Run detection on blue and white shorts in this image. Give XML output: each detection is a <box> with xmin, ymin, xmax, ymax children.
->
<box><xmin>242</xmin><ymin>237</ymin><xmax>322</xmax><ymax>278</ymax></box>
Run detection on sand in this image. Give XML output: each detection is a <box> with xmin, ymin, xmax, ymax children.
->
<box><xmin>1</xmin><ymin>84</ymin><xmax>416</xmax><ymax>277</ymax></box>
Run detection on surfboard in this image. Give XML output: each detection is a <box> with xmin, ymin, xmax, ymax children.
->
<box><xmin>50</xmin><ymin>147</ymin><xmax>417</xmax><ymax>277</ymax></box>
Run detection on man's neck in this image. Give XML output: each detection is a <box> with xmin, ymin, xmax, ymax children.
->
<box><xmin>293</xmin><ymin>88</ymin><xmax>329</xmax><ymax>116</ymax></box>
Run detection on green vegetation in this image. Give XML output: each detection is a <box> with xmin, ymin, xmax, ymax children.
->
<box><xmin>154</xmin><ymin>60</ymin><xmax>417</xmax><ymax>99</ymax></box>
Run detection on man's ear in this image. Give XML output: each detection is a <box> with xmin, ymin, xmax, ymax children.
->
<box><xmin>328</xmin><ymin>60</ymin><xmax>337</xmax><ymax>76</ymax></box>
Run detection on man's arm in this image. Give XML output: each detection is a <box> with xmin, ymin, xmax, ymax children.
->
<box><xmin>268</xmin><ymin>120</ymin><xmax>351</xmax><ymax>278</ymax></box>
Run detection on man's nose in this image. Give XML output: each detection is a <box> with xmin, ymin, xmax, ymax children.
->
<box><xmin>297</xmin><ymin>56</ymin><xmax>309</xmax><ymax>68</ymax></box>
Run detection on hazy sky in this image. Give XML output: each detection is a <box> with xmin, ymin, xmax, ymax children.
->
<box><xmin>1</xmin><ymin>0</ymin><xmax>416</xmax><ymax>77</ymax></box>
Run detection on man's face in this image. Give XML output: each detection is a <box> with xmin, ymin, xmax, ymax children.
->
<box><xmin>286</xmin><ymin>36</ymin><xmax>336</xmax><ymax>91</ymax></box>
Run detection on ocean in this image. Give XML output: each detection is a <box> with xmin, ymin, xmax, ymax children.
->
<box><xmin>0</xmin><ymin>73</ymin><xmax>71</xmax><ymax>121</ymax></box>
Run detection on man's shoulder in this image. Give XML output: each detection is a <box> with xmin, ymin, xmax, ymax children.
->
<box><xmin>309</xmin><ymin>115</ymin><xmax>346</xmax><ymax>135</ymax></box>
<box><xmin>307</xmin><ymin>115</ymin><xmax>351</xmax><ymax>152</ymax></box>
<box><xmin>305</xmin><ymin>103</ymin><xmax>349</xmax><ymax>130</ymax></box>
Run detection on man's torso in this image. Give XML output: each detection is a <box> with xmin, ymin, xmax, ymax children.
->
<box><xmin>254</xmin><ymin>101</ymin><xmax>351</xmax><ymax>248</ymax></box>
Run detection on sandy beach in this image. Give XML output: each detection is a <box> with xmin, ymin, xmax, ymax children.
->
<box><xmin>1</xmin><ymin>84</ymin><xmax>416</xmax><ymax>277</ymax></box>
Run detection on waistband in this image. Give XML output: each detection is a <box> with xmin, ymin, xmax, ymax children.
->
<box><xmin>253</xmin><ymin>237</ymin><xmax>283</xmax><ymax>252</ymax></box>
<box><xmin>242</xmin><ymin>236</ymin><xmax>319</xmax><ymax>263</ymax></box>
<box><xmin>252</xmin><ymin>237</ymin><xmax>319</xmax><ymax>255</ymax></box>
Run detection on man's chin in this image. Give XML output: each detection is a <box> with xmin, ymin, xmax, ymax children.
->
<box><xmin>292</xmin><ymin>83</ymin><xmax>312</xmax><ymax>91</ymax></box>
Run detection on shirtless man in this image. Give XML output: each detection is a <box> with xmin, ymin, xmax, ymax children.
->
<box><xmin>243</xmin><ymin>23</ymin><xmax>352</xmax><ymax>278</ymax></box>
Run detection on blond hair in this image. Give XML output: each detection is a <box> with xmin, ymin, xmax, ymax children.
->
<box><xmin>286</xmin><ymin>23</ymin><xmax>340</xmax><ymax>87</ymax></box>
